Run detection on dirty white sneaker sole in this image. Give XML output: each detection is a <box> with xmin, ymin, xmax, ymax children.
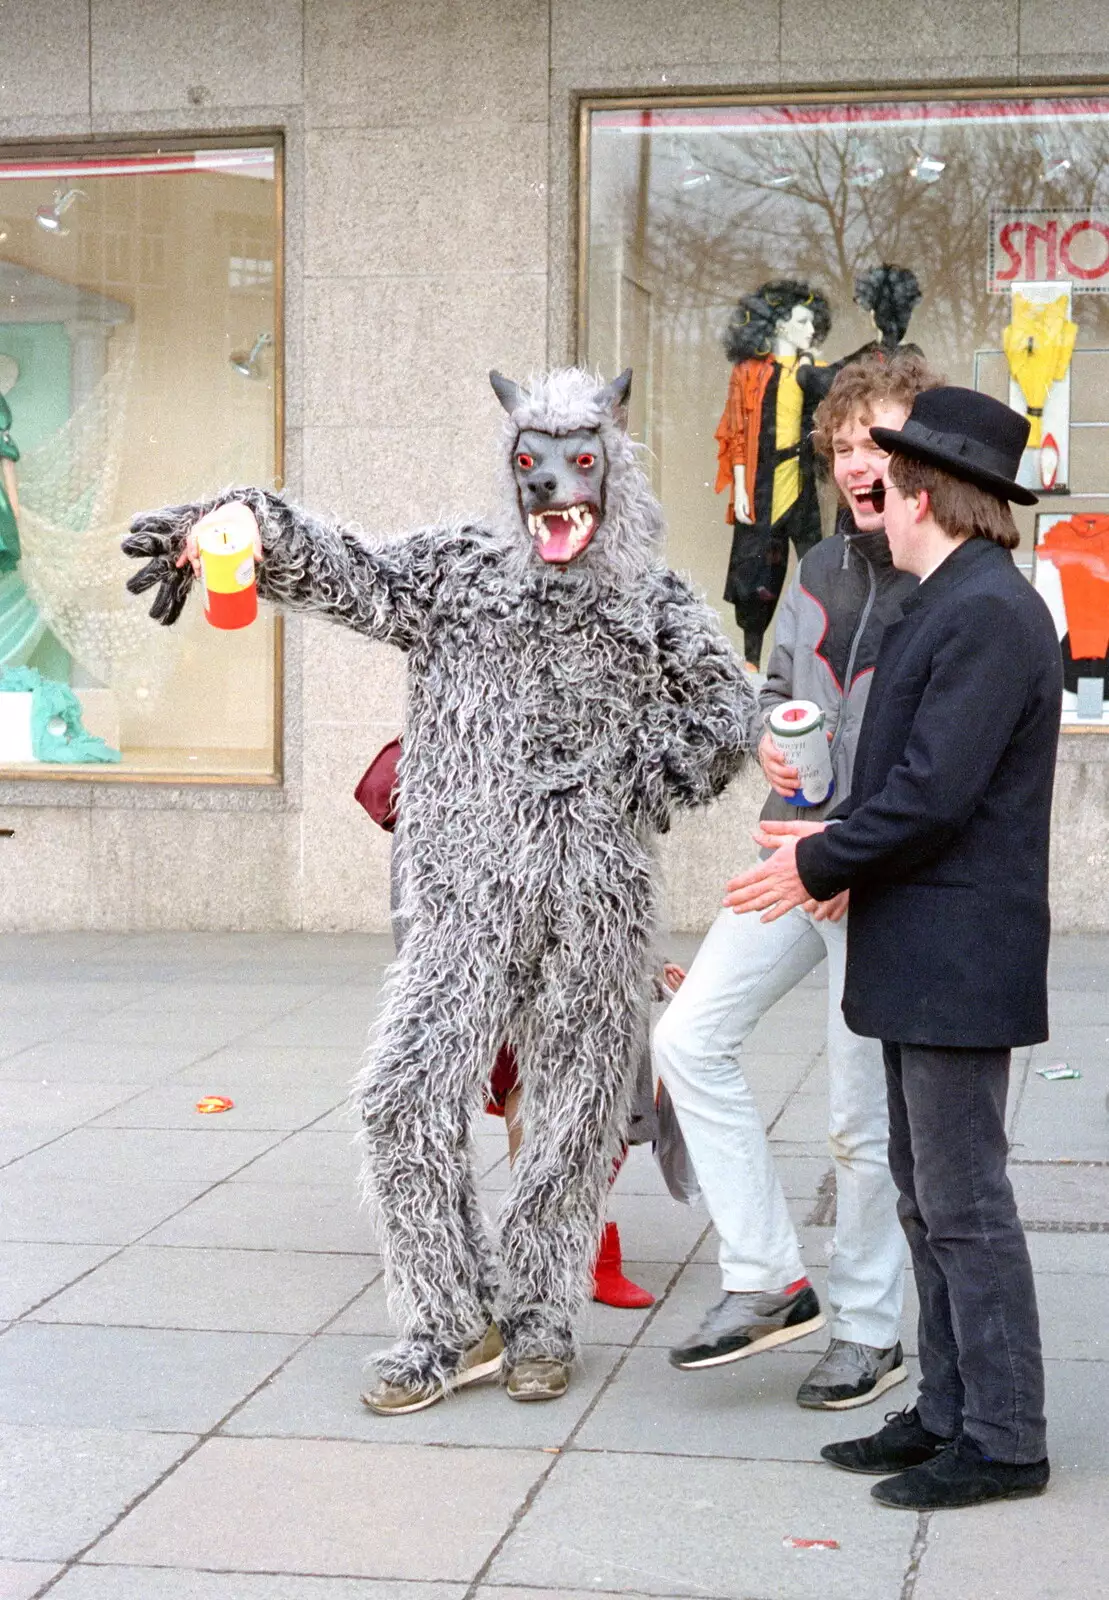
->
<box><xmin>817</xmin><ymin>1360</ymin><xmax>909</xmax><ymax>1411</ymax></box>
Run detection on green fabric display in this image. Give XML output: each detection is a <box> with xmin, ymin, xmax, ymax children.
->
<box><xmin>0</xmin><ymin>665</ymin><xmax>121</xmax><ymax>763</ymax></box>
<box><xmin>0</xmin><ymin>393</ymin><xmax>21</xmax><ymax>574</ymax></box>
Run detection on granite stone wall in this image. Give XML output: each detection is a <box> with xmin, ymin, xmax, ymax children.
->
<box><xmin>1</xmin><ymin>0</ymin><xmax>1107</xmax><ymax>931</ymax></box>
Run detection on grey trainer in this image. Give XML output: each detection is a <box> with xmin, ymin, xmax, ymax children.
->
<box><xmin>669</xmin><ymin>1282</ymin><xmax>825</xmax><ymax>1370</ymax></box>
<box><xmin>797</xmin><ymin>1338</ymin><xmax>908</xmax><ymax>1410</ymax></box>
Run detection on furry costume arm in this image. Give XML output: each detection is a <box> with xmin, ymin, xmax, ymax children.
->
<box><xmin>637</xmin><ymin>570</ymin><xmax>758</xmax><ymax>828</ymax></box>
<box><xmin>124</xmin><ymin>487</ymin><xmax>453</xmax><ymax>647</ymax></box>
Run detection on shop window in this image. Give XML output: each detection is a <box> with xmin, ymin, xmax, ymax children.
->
<box><xmin>582</xmin><ymin>93</ymin><xmax>1109</xmax><ymax>727</ymax></box>
<box><xmin>0</xmin><ymin>139</ymin><xmax>281</xmax><ymax>781</ymax></box>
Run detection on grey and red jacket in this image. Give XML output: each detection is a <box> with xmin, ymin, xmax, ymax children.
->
<box><xmin>758</xmin><ymin>511</ymin><xmax>918</xmax><ymax>824</ymax></box>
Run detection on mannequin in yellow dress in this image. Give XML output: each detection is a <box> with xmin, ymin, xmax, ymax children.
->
<box><xmin>1003</xmin><ymin>289</ymin><xmax>1077</xmax><ymax>450</ymax></box>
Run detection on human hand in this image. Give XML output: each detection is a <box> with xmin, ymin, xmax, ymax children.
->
<box><xmin>662</xmin><ymin>962</ymin><xmax>686</xmax><ymax>993</ymax></box>
<box><xmin>179</xmin><ymin>500</ymin><xmax>263</xmax><ymax>580</ymax></box>
<box><xmin>757</xmin><ymin>731</ymin><xmax>800</xmax><ymax>797</ymax></box>
<box><xmin>734</xmin><ymin>467</ymin><xmax>752</xmax><ymax>525</ymax></box>
<box><xmin>807</xmin><ymin>889</ymin><xmax>849</xmax><ymax>923</ymax></box>
<box><xmin>723</xmin><ymin>819</ymin><xmax>828</xmax><ymax>923</ymax></box>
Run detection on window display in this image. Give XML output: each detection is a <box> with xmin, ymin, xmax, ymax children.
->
<box><xmin>582</xmin><ymin>92</ymin><xmax>1109</xmax><ymax>726</ymax></box>
<box><xmin>0</xmin><ymin>140</ymin><xmax>281</xmax><ymax>780</ymax></box>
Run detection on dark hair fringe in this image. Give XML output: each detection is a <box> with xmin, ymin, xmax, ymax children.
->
<box><xmin>723</xmin><ymin>279</ymin><xmax>833</xmax><ymax>363</ymax></box>
<box><xmin>888</xmin><ymin>452</ymin><xmax>1020</xmax><ymax>550</ymax></box>
<box><xmin>854</xmin><ymin>264</ymin><xmax>923</xmax><ymax>348</ymax></box>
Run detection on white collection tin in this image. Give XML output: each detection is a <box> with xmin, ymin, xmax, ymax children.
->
<box><xmin>768</xmin><ymin>699</ymin><xmax>835</xmax><ymax>807</ymax></box>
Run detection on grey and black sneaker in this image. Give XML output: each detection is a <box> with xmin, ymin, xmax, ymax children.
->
<box><xmin>796</xmin><ymin>1338</ymin><xmax>908</xmax><ymax>1410</ymax></box>
<box><xmin>669</xmin><ymin>1280</ymin><xmax>825</xmax><ymax>1370</ymax></box>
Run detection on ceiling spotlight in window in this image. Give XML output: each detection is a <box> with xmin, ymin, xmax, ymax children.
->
<box><xmin>764</xmin><ymin>138</ymin><xmax>797</xmax><ymax>189</ymax></box>
<box><xmin>909</xmin><ymin>142</ymin><xmax>946</xmax><ymax>184</ymax></box>
<box><xmin>1034</xmin><ymin>133</ymin><xmax>1072</xmax><ymax>184</ymax></box>
<box><xmin>846</xmin><ymin>140</ymin><xmax>884</xmax><ymax>189</ymax></box>
<box><xmin>229</xmin><ymin>331</ymin><xmax>273</xmax><ymax>379</ymax></box>
<box><xmin>35</xmin><ymin>188</ymin><xmax>86</xmax><ymax>235</ymax></box>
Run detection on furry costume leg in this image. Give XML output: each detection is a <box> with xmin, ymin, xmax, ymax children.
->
<box><xmin>497</xmin><ymin>890</ymin><xmax>651</xmax><ymax>1367</ymax></box>
<box><xmin>357</xmin><ymin>918</ymin><xmax>512</xmax><ymax>1389</ymax></box>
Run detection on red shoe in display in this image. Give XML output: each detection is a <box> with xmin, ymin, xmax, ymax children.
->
<box><xmin>592</xmin><ymin>1222</ymin><xmax>655</xmax><ymax>1308</ymax></box>
<box><xmin>1040</xmin><ymin>433</ymin><xmax>1060</xmax><ymax>491</ymax></box>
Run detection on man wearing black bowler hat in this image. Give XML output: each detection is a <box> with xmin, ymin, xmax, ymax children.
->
<box><xmin>723</xmin><ymin>386</ymin><xmax>1061</xmax><ymax>1510</ymax></box>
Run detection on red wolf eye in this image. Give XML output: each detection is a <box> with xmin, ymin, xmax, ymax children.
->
<box><xmin>516</xmin><ymin>453</ymin><xmax>534</xmax><ymax>470</ymax></box>
<box><xmin>576</xmin><ymin>453</ymin><xmax>595</xmax><ymax>469</ymax></box>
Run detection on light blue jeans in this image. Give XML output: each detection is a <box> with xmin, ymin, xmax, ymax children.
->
<box><xmin>653</xmin><ymin>906</ymin><xmax>905</xmax><ymax>1348</ymax></box>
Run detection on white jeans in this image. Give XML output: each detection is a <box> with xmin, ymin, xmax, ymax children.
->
<box><xmin>653</xmin><ymin>906</ymin><xmax>905</xmax><ymax>1348</ymax></box>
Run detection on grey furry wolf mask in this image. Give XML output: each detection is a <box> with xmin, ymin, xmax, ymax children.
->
<box><xmin>491</xmin><ymin>365</ymin><xmax>634</xmax><ymax>566</ymax></box>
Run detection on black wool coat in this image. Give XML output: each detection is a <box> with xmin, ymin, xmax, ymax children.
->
<box><xmin>795</xmin><ymin>536</ymin><xmax>1062</xmax><ymax>1048</ymax></box>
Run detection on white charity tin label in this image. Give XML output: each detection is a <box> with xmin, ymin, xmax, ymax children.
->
<box><xmin>768</xmin><ymin>699</ymin><xmax>835</xmax><ymax>808</ymax></box>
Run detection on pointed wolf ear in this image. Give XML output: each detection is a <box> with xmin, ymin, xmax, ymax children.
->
<box><xmin>595</xmin><ymin>367</ymin><xmax>633</xmax><ymax>420</ymax></box>
<box><xmin>489</xmin><ymin>370</ymin><xmax>527</xmax><ymax>415</ymax></box>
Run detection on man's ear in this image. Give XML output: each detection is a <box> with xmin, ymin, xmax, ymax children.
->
<box><xmin>595</xmin><ymin>367</ymin><xmax>633</xmax><ymax>420</ymax></box>
<box><xmin>915</xmin><ymin>488</ymin><xmax>930</xmax><ymax>523</ymax></box>
<box><xmin>490</xmin><ymin>370</ymin><xmax>527</xmax><ymax>415</ymax></box>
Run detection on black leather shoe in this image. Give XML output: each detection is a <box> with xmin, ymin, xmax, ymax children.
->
<box><xmin>872</xmin><ymin>1433</ymin><xmax>1050</xmax><ymax>1509</ymax></box>
<box><xmin>821</xmin><ymin>1405</ymin><xmax>950</xmax><ymax>1475</ymax></box>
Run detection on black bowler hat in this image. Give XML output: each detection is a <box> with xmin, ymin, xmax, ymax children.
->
<box><xmin>870</xmin><ymin>386</ymin><xmax>1038</xmax><ymax>506</ymax></box>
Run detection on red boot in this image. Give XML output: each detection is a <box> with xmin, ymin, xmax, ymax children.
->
<box><xmin>592</xmin><ymin>1222</ymin><xmax>654</xmax><ymax>1309</ymax></box>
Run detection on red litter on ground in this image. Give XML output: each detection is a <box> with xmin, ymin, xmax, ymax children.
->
<box><xmin>783</xmin><ymin>1537</ymin><xmax>840</xmax><ymax>1551</ymax></box>
<box><xmin>195</xmin><ymin>1096</ymin><xmax>234</xmax><ymax>1114</ymax></box>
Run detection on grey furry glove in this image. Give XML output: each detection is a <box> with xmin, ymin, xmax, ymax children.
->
<box><xmin>123</xmin><ymin>489</ymin><xmax>270</xmax><ymax>625</ymax></box>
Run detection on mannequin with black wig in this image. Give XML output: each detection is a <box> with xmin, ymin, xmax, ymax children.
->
<box><xmin>715</xmin><ymin>279</ymin><xmax>833</xmax><ymax>668</ymax></box>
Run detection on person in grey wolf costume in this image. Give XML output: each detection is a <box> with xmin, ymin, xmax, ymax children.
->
<box><xmin>123</xmin><ymin>366</ymin><xmax>756</xmax><ymax>1409</ymax></box>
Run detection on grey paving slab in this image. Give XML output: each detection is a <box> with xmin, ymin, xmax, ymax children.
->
<box><xmin>51</xmin><ymin>1574</ymin><xmax>464</xmax><ymax>1600</ymax></box>
<box><xmin>234</xmin><ymin>1006</ymin><xmax>375</xmax><ymax>1050</ymax></box>
<box><xmin>145</xmin><ymin>1181</ymin><xmax>372</xmax><ymax>1255</ymax></box>
<box><xmin>0</xmin><ymin>1243</ymin><xmax>117</xmax><ymax>1321</ymax></box>
<box><xmin>1010</xmin><ymin>1067</ymin><xmax>1109</xmax><ymax>1159</ymax></box>
<box><xmin>90</xmin><ymin>1080</ymin><xmax>348</xmax><ymax>1133</ymax></box>
<box><xmin>602</xmin><ymin>1193</ymin><xmax>710</xmax><ymax>1263</ymax></box>
<box><xmin>227</xmin><ymin>1129</ymin><xmax>363</xmax><ymax>1185</ymax></box>
<box><xmin>1043</xmin><ymin>1359</ymin><xmax>1109</xmax><ymax>1470</ymax></box>
<box><xmin>0</xmin><ymin>1081</ymin><xmax>145</xmax><ymax>1130</ymax></box>
<box><xmin>488</xmin><ymin>1451</ymin><xmax>917</xmax><ymax>1599</ymax></box>
<box><xmin>0</xmin><ymin>983</ymin><xmax>154</xmax><ymax>1014</ymax></box>
<box><xmin>0</xmin><ymin>1042</ymin><xmax>216</xmax><ymax>1083</ymax></box>
<box><xmin>226</xmin><ymin>1335</ymin><xmax>624</xmax><ymax>1448</ymax></box>
<box><xmin>0</xmin><ymin>1130</ymin><xmax>54</xmax><ymax>1167</ymax></box>
<box><xmin>29</xmin><ymin>1245</ymin><xmax>378</xmax><ymax>1334</ymax></box>
<box><xmin>111</xmin><ymin>983</ymin><xmax>331</xmax><ymax>1015</ymax></box>
<box><xmin>174</xmin><ymin>1044</ymin><xmax>361</xmax><ymax>1084</ymax></box>
<box><xmin>912</xmin><ymin>1469</ymin><xmax>1106</xmax><ymax>1600</ymax></box>
<box><xmin>9</xmin><ymin>1128</ymin><xmax>285</xmax><ymax>1186</ymax></box>
<box><xmin>766</xmin><ymin>1092</ymin><xmax>832</xmax><ymax>1143</ymax></box>
<box><xmin>1011</xmin><ymin>1162</ymin><xmax>1109</xmax><ymax>1226</ymax></box>
<box><xmin>0</xmin><ymin>1177</ymin><xmax>214</xmax><ymax>1246</ymax></box>
<box><xmin>572</xmin><ymin>1344</ymin><xmax>917</xmax><ymax>1460</ymax></box>
<box><xmin>1025</xmin><ymin>1230</ymin><xmax>1109</xmax><ymax>1274</ymax></box>
<box><xmin>55</xmin><ymin>1014</ymin><xmax>257</xmax><ymax>1052</ymax></box>
<box><xmin>0</xmin><ymin>1561</ymin><xmax>63</xmax><ymax>1599</ymax></box>
<box><xmin>0</xmin><ymin>1424</ymin><xmax>194</xmax><ymax>1562</ymax></box>
<box><xmin>94</xmin><ymin>1437</ymin><xmax>547</xmax><ymax>1580</ymax></box>
<box><xmin>0</xmin><ymin>1324</ymin><xmax>299</xmax><ymax>1432</ymax></box>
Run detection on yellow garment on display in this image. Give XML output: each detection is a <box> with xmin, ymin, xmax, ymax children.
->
<box><xmin>1002</xmin><ymin>292</ymin><xmax>1077</xmax><ymax>448</ymax></box>
<box><xmin>771</xmin><ymin>355</ymin><xmax>803</xmax><ymax>524</ymax></box>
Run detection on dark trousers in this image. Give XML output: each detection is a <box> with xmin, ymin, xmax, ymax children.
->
<box><xmin>884</xmin><ymin>1041</ymin><xmax>1047</xmax><ymax>1463</ymax></box>
<box><xmin>725</xmin><ymin>494</ymin><xmax>821</xmax><ymax>666</ymax></box>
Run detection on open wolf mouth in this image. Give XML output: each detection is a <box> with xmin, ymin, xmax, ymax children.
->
<box><xmin>527</xmin><ymin>504</ymin><xmax>598</xmax><ymax>564</ymax></box>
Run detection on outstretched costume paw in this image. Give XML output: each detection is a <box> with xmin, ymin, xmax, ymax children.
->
<box><xmin>122</xmin><ymin>501</ymin><xmax>213</xmax><ymax>625</ymax></box>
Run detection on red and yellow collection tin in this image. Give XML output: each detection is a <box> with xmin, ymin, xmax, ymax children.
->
<box><xmin>197</xmin><ymin>520</ymin><xmax>258</xmax><ymax>629</ymax></box>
